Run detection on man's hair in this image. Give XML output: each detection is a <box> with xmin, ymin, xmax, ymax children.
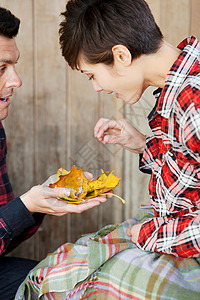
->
<box><xmin>59</xmin><ymin>0</ymin><xmax>163</xmax><ymax>69</ymax></box>
<box><xmin>0</xmin><ymin>7</ymin><xmax>20</xmax><ymax>39</ymax></box>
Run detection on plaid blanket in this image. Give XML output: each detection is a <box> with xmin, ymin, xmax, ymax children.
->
<box><xmin>15</xmin><ymin>210</ymin><xmax>200</xmax><ymax>300</ymax></box>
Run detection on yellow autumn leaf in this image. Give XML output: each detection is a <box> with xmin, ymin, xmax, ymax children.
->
<box><xmin>56</xmin><ymin>167</ymin><xmax>69</xmax><ymax>181</ymax></box>
<box><xmin>49</xmin><ymin>165</ymin><xmax>125</xmax><ymax>204</ymax></box>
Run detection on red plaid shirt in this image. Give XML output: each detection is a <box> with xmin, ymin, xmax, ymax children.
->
<box><xmin>138</xmin><ymin>36</ymin><xmax>200</xmax><ymax>257</ymax></box>
<box><xmin>0</xmin><ymin>121</ymin><xmax>44</xmax><ymax>255</ymax></box>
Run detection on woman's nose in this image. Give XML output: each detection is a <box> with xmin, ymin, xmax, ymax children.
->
<box><xmin>92</xmin><ymin>80</ymin><xmax>102</xmax><ymax>92</ymax></box>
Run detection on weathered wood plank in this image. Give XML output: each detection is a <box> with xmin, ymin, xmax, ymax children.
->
<box><xmin>191</xmin><ymin>0</ymin><xmax>200</xmax><ymax>39</ymax></box>
<box><xmin>146</xmin><ymin>0</ymin><xmax>161</xmax><ymax>25</ymax></box>
<box><xmin>33</xmin><ymin>0</ymin><xmax>68</xmax><ymax>259</ymax></box>
<box><xmin>161</xmin><ymin>0</ymin><xmax>190</xmax><ymax>45</ymax></box>
<box><xmin>66</xmin><ymin>67</ymin><xmax>102</xmax><ymax>241</ymax></box>
<box><xmin>33</xmin><ymin>0</ymin><xmax>67</xmax><ymax>182</ymax></box>
<box><xmin>124</xmin><ymin>88</ymin><xmax>154</xmax><ymax>220</ymax></box>
<box><xmin>98</xmin><ymin>93</ymin><xmax>124</xmax><ymax>226</ymax></box>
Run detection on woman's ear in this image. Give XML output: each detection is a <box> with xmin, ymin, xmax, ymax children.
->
<box><xmin>112</xmin><ymin>45</ymin><xmax>132</xmax><ymax>67</ymax></box>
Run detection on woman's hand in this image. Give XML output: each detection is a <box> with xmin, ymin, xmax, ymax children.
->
<box><xmin>126</xmin><ymin>223</ymin><xmax>142</xmax><ymax>243</ymax></box>
<box><xmin>94</xmin><ymin>118</ymin><xmax>146</xmax><ymax>154</ymax></box>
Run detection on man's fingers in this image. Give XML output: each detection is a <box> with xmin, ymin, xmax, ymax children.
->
<box><xmin>42</xmin><ymin>174</ymin><xmax>57</xmax><ymax>186</ymax></box>
<box><xmin>84</xmin><ymin>171</ymin><xmax>93</xmax><ymax>180</ymax></box>
<box><xmin>64</xmin><ymin>200</ymin><xmax>101</xmax><ymax>213</ymax></box>
<box><xmin>87</xmin><ymin>195</ymin><xmax>107</xmax><ymax>202</ymax></box>
<box><xmin>42</xmin><ymin>186</ymin><xmax>70</xmax><ymax>199</ymax></box>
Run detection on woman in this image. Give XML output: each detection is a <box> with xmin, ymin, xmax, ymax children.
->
<box><xmin>59</xmin><ymin>0</ymin><xmax>200</xmax><ymax>258</ymax></box>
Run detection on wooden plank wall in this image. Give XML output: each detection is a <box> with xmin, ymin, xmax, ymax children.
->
<box><xmin>0</xmin><ymin>0</ymin><xmax>199</xmax><ymax>260</ymax></box>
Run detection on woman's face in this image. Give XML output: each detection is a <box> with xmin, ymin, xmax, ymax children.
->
<box><xmin>78</xmin><ymin>55</ymin><xmax>146</xmax><ymax>105</ymax></box>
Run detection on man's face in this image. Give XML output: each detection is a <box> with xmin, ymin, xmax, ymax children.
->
<box><xmin>79</xmin><ymin>56</ymin><xmax>146</xmax><ymax>105</ymax></box>
<box><xmin>0</xmin><ymin>36</ymin><xmax>22</xmax><ymax>120</ymax></box>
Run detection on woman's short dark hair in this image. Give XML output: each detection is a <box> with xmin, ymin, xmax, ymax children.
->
<box><xmin>0</xmin><ymin>7</ymin><xmax>20</xmax><ymax>39</ymax></box>
<box><xmin>59</xmin><ymin>0</ymin><xmax>163</xmax><ymax>69</ymax></box>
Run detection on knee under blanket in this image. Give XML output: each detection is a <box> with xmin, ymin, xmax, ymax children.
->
<box><xmin>15</xmin><ymin>210</ymin><xmax>200</xmax><ymax>300</ymax></box>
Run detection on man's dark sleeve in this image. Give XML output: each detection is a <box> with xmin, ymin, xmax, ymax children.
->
<box><xmin>0</xmin><ymin>197</ymin><xmax>44</xmax><ymax>255</ymax></box>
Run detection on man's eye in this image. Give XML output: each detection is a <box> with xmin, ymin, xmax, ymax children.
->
<box><xmin>88</xmin><ymin>75</ymin><xmax>94</xmax><ymax>81</ymax></box>
<box><xmin>0</xmin><ymin>66</ymin><xmax>6</xmax><ymax>73</ymax></box>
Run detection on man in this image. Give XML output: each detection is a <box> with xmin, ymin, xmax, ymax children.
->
<box><xmin>0</xmin><ymin>7</ymin><xmax>108</xmax><ymax>299</ymax></box>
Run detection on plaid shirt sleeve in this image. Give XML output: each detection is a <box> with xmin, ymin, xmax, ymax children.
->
<box><xmin>137</xmin><ymin>208</ymin><xmax>200</xmax><ymax>257</ymax></box>
<box><xmin>0</xmin><ymin>121</ymin><xmax>44</xmax><ymax>255</ymax></box>
<box><xmin>137</xmin><ymin>36</ymin><xmax>200</xmax><ymax>257</ymax></box>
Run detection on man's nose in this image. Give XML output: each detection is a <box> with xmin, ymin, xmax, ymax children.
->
<box><xmin>6</xmin><ymin>70</ymin><xmax>22</xmax><ymax>89</ymax></box>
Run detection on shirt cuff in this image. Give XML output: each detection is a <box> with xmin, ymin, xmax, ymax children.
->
<box><xmin>139</xmin><ymin>153</ymin><xmax>152</xmax><ymax>174</ymax></box>
<box><xmin>0</xmin><ymin>197</ymin><xmax>37</xmax><ymax>237</ymax></box>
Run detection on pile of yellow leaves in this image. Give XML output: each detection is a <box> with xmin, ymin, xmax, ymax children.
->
<box><xmin>49</xmin><ymin>165</ymin><xmax>125</xmax><ymax>204</ymax></box>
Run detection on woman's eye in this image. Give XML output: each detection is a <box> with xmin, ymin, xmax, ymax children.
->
<box><xmin>88</xmin><ymin>75</ymin><xmax>94</xmax><ymax>81</ymax></box>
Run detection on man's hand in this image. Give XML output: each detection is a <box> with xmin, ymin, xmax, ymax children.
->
<box><xmin>20</xmin><ymin>173</ymin><xmax>110</xmax><ymax>216</ymax></box>
<box><xmin>94</xmin><ymin>118</ymin><xmax>146</xmax><ymax>154</ymax></box>
<box><xmin>126</xmin><ymin>223</ymin><xmax>142</xmax><ymax>243</ymax></box>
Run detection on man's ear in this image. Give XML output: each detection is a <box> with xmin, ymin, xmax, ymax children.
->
<box><xmin>112</xmin><ymin>45</ymin><xmax>132</xmax><ymax>67</ymax></box>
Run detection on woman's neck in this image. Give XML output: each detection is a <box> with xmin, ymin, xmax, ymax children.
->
<box><xmin>143</xmin><ymin>40</ymin><xmax>182</xmax><ymax>89</ymax></box>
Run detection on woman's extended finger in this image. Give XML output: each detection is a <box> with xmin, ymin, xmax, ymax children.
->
<box><xmin>94</xmin><ymin>117</ymin><xmax>109</xmax><ymax>137</ymax></box>
<box><xmin>94</xmin><ymin>119</ymin><xmax>122</xmax><ymax>140</ymax></box>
